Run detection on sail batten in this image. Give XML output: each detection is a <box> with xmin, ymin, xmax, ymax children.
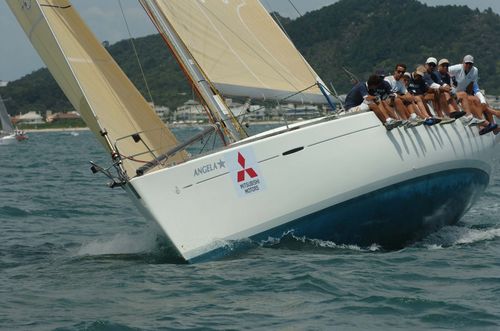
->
<box><xmin>8</xmin><ymin>0</ymin><xmax>187</xmax><ymax>176</ymax></box>
<box><xmin>148</xmin><ymin>0</ymin><xmax>327</xmax><ymax>104</ymax></box>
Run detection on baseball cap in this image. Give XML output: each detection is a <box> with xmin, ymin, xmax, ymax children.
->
<box><xmin>415</xmin><ymin>65</ymin><xmax>426</xmax><ymax>77</ymax></box>
<box><xmin>463</xmin><ymin>55</ymin><xmax>474</xmax><ymax>64</ymax></box>
<box><xmin>438</xmin><ymin>58</ymin><xmax>450</xmax><ymax>66</ymax></box>
<box><xmin>426</xmin><ymin>57</ymin><xmax>438</xmax><ymax>65</ymax></box>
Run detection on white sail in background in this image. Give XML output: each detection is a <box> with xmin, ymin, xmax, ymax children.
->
<box><xmin>0</xmin><ymin>96</ymin><xmax>15</xmax><ymax>133</ymax></box>
<box><xmin>7</xmin><ymin>0</ymin><xmax>187</xmax><ymax>175</ymax></box>
<box><xmin>144</xmin><ymin>0</ymin><xmax>327</xmax><ymax>104</ymax></box>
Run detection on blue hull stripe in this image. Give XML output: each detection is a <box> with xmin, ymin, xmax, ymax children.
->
<box><xmin>189</xmin><ymin>168</ymin><xmax>489</xmax><ymax>263</ymax></box>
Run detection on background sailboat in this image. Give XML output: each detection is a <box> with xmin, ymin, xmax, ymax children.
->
<box><xmin>0</xmin><ymin>95</ymin><xmax>17</xmax><ymax>145</ymax></box>
<box><xmin>8</xmin><ymin>0</ymin><xmax>500</xmax><ymax>263</ymax></box>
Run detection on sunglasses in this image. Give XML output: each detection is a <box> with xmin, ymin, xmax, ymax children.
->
<box><xmin>427</xmin><ymin>63</ymin><xmax>436</xmax><ymax>67</ymax></box>
<box><xmin>396</xmin><ymin>70</ymin><xmax>405</xmax><ymax>74</ymax></box>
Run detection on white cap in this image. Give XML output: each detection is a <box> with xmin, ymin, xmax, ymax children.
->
<box><xmin>426</xmin><ymin>57</ymin><xmax>438</xmax><ymax>65</ymax></box>
<box><xmin>438</xmin><ymin>58</ymin><xmax>449</xmax><ymax>66</ymax></box>
<box><xmin>463</xmin><ymin>55</ymin><xmax>474</xmax><ymax>63</ymax></box>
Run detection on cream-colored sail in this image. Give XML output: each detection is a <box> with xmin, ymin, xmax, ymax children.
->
<box><xmin>144</xmin><ymin>0</ymin><xmax>327</xmax><ymax>104</ymax></box>
<box><xmin>7</xmin><ymin>0</ymin><xmax>187</xmax><ymax>176</ymax></box>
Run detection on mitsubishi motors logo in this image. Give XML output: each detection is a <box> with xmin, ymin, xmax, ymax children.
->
<box><xmin>226</xmin><ymin>148</ymin><xmax>265</xmax><ymax>197</ymax></box>
<box><xmin>237</xmin><ymin>152</ymin><xmax>258</xmax><ymax>182</ymax></box>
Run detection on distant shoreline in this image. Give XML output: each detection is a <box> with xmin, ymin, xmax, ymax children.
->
<box><xmin>24</xmin><ymin>127</ymin><xmax>89</xmax><ymax>133</ymax></box>
<box><xmin>23</xmin><ymin>121</ymin><xmax>286</xmax><ymax>132</ymax></box>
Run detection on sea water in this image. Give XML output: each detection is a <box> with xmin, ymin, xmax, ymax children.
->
<box><xmin>0</xmin><ymin>129</ymin><xmax>499</xmax><ymax>330</ymax></box>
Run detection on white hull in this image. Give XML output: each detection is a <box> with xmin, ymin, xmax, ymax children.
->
<box><xmin>129</xmin><ymin>112</ymin><xmax>498</xmax><ymax>262</ymax></box>
<box><xmin>0</xmin><ymin>134</ymin><xmax>16</xmax><ymax>145</ymax></box>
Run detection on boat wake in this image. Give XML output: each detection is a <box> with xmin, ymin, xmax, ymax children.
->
<box><xmin>76</xmin><ymin>232</ymin><xmax>158</xmax><ymax>256</ymax></box>
<box><xmin>73</xmin><ymin>228</ymin><xmax>186</xmax><ymax>263</ymax></box>
<box><xmin>418</xmin><ymin>225</ymin><xmax>500</xmax><ymax>249</ymax></box>
<box><xmin>73</xmin><ymin>225</ymin><xmax>500</xmax><ymax>263</ymax></box>
<box><xmin>259</xmin><ymin>232</ymin><xmax>381</xmax><ymax>253</ymax></box>
<box><xmin>256</xmin><ymin>224</ymin><xmax>500</xmax><ymax>256</ymax></box>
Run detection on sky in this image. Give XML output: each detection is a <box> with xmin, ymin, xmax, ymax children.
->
<box><xmin>1</xmin><ymin>0</ymin><xmax>499</xmax><ymax>82</ymax></box>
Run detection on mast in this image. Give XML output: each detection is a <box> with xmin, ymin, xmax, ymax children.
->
<box><xmin>139</xmin><ymin>0</ymin><xmax>247</xmax><ymax>144</ymax></box>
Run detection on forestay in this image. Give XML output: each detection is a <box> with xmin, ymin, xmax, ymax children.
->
<box><xmin>145</xmin><ymin>0</ymin><xmax>328</xmax><ymax>104</ymax></box>
<box><xmin>7</xmin><ymin>0</ymin><xmax>187</xmax><ymax>176</ymax></box>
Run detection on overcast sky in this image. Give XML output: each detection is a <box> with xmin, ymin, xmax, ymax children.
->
<box><xmin>1</xmin><ymin>0</ymin><xmax>499</xmax><ymax>81</ymax></box>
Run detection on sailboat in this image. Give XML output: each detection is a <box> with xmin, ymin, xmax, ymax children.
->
<box><xmin>8</xmin><ymin>0</ymin><xmax>499</xmax><ymax>263</ymax></box>
<box><xmin>0</xmin><ymin>95</ymin><xmax>19</xmax><ymax>145</ymax></box>
<box><xmin>0</xmin><ymin>95</ymin><xmax>28</xmax><ymax>143</ymax></box>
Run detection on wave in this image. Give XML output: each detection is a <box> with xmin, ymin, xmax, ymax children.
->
<box><xmin>73</xmin><ymin>228</ymin><xmax>186</xmax><ymax>264</ymax></box>
<box><xmin>72</xmin><ymin>225</ymin><xmax>500</xmax><ymax>262</ymax></box>
<box><xmin>420</xmin><ymin>225</ymin><xmax>500</xmax><ymax>249</ymax></box>
<box><xmin>54</xmin><ymin>320</ymin><xmax>143</xmax><ymax>331</ymax></box>
<box><xmin>0</xmin><ymin>206</ymin><xmax>30</xmax><ymax>217</ymax></box>
<box><xmin>259</xmin><ymin>232</ymin><xmax>381</xmax><ymax>252</ymax></box>
<box><xmin>75</xmin><ymin>231</ymin><xmax>158</xmax><ymax>256</ymax></box>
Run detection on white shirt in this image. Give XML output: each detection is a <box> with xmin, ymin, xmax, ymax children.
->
<box><xmin>448</xmin><ymin>64</ymin><xmax>479</xmax><ymax>92</ymax></box>
<box><xmin>384</xmin><ymin>75</ymin><xmax>407</xmax><ymax>95</ymax></box>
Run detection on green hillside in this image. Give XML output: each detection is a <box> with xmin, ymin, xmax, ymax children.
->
<box><xmin>287</xmin><ymin>0</ymin><xmax>500</xmax><ymax>94</ymax></box>
<box><xmin>2</xmin><ymin>0</ymin><xmax>499</xmax><ymax>115</ymax></box>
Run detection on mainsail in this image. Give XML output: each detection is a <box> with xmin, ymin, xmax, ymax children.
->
<box><xmin>7</xmin><ymin>0</ymin><xmax>187</xmax><ymax>176</ymax></box>
<box><xmin>141</xmin><ymin>0</ymin><xmax>328</xmax><ymax>104</ymax></box>
<box><xmin>0</xmin><ymin>96</ymin><xmax>15</xmax><ymax>134</ymax></box>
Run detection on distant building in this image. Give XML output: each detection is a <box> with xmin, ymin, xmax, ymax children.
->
<box><xmin>146</xmin><ymin>102</ymin><xmax>171</xmax><ymax>122</ymax></box>
<box><xmin>155</xmin><ymin>105</ymin><xmax>170</xmax><ymax>123</ymax></box>
<box><xmin>46</xmin><ymin>110</ymin><xmax>81</xmax><ymax>123</ymax></box>
<box><xmin>14</xmin><ymin>111</ymin><xmax>44</xmax><ymax>125</ymax></box>
<box><xmin>175</xmin><ymin>98</ymin><xmax>273</xmax><ymax>124</ymax></box>
<box><xmin>0</xmin><ymin>80</ymin><xmax>8</xmax><ymax>88</ymax></box>
<box><xmin>277</xmin><ymin>103</ymin><xmax>322</xmax><ymax>121</ymax></box>
<box><xmin>228</xmin><ymin>99</ymin><xmax>266</xmax><ymax>121</ymax></box>
<box><xmin>175</xmin><ymin>99</ymin><xmax>208</xmax><ymax>123</ymax></box>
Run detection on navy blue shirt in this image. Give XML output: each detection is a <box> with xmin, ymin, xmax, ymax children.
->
<box><xmin>374</xmin><ymin>80</ymin><xmax>393</xmax><ymax>100</ymax></box>
<box><xmin>344</xmin><ymin>81</ymin><xmax>391</xmax><ymax>110</ymax></box>
<box><xmin>344</xmin><ymin>82</ymin><xmax>370</xmax><ymax>110</ymax></box>
<box><xmin>423</xmin><ymin>70</ymin><xmax>443</xmax><ymax>87</ymax></box>
<box><xmin>440</xmin><ymin>72</ymin><xmax>451</xmax><ymax>85</ymax></box>
<box><xmin>408</xmin><ymin>77</ymin><xmax>428</xmax><ymax>95</ymax></box>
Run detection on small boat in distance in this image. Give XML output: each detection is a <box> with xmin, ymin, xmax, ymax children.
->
<box><xmin>0</xmin><ymin>95</ymin><xmax>26</xmax><ymax>145</ymax></box>
<box><xmin>15</xmin><ymin>129</ymin><xmax>28</xmax><ymax>141</ymax></box>
<box><xmin>8</xmin><ymin>0</ymin><xmax>500</xmax><ymax>263</ymax></box>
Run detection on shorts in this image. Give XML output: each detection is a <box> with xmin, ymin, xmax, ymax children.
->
<box><xmin>347</xmin><ymin>103</ymin><xmax>369</xmax><ymax>113</ymax></box>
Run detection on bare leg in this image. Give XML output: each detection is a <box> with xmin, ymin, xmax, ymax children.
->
<box><xmin>416</xmin><ymin>95</ymin><xmax>433</xmax><ymax>117</ymax></box>
<box><xmin>457</xmin><ymin>91</ymin><xmax>474</xmax><ymax>116</ymax></box>
<box><xmin>439</xmin><ymin>92</ymin><xmax>453</xmax><ymax>116</ymax></box>
<box><xmin>369</xmin><ymin>103</ymin><xmax>389</xmax><ymax>123</ymax></box>
<box><xmin>469</xmin><ymin>96</ymin><xmax>489</xmax><ymax>123</ymax></box>
<box><xmin>394</xmin><ymin>98</ymin><xmax>410</xmax><ymax>119</ymax></box>
<box><xmin>381</xmin><ymin>100</ymin><xmax>399</xmax><ymax>119</ymax></box>
<box><xmin>485</xmin><ymin>105</ymin><xmax>500</xmax><ymax>118</ymax></box>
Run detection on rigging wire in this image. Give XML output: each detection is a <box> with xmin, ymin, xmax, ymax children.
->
<box><xmin>287</xmin><ymin>0</ymin><xmax>303</xmax><ymax>17</ymax></box>
<box><xmin>117</xmin><ymin>0</ymin><xmax>155</xmax><ymax>105</ymax></box>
